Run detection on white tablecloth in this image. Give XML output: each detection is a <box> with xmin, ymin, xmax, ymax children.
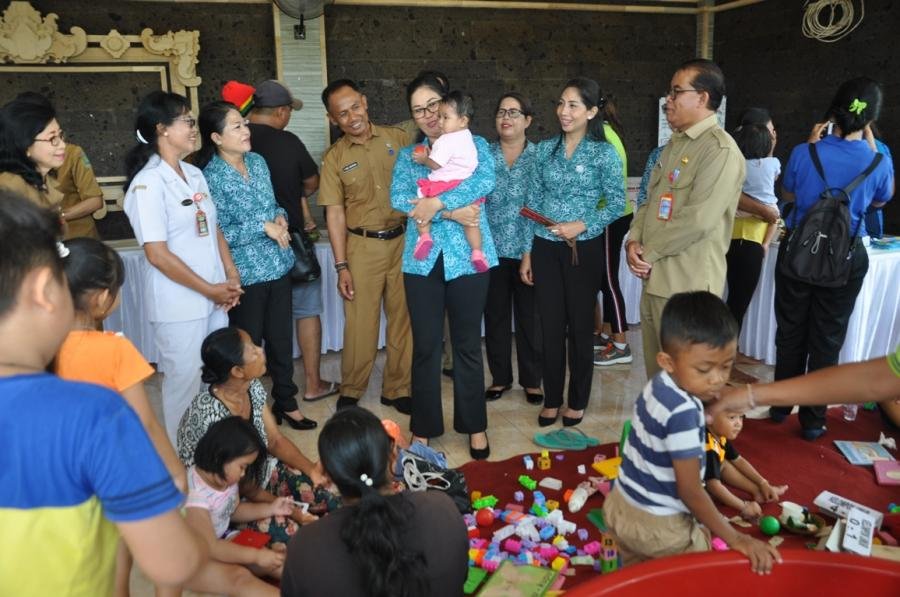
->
<box><xmin>108</xmin><ymin>237</ymin><xmax>642</xmax><ymax>363</ymax></box>
<box><xmin>739</xmin><ymin>244</ymin><xmax>900</xmax><ymax>365</ymax></box>
<box><xmin>105</xmin><ymin>243</ymin><xmax>387</xmax><ymax>362</ymax></box>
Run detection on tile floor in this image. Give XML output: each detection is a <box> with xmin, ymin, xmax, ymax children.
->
<box><xmin>131</xmin><ymin>326</ymin><xmax>775</xmax><ymax>595</ymax></box>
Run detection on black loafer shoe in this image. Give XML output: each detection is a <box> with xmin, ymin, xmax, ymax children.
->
<box><xmin>336</xmin><ymin>395</ymin><xmax>359</xmax><ymax>411</ymax></box>
<box><xmin>562</xmin><ymin>415</ymin><xmax>584</xmax><ymax>427</ymax></box>
<box><xmin>485</xmin><ymin>385</ymin><xmax>511</xmax><ymax>402</ymax></box>
<box><xmin>469</xmin><ymin>438</ymin><xmax>490</xmax><ymax>461</ymax></box>
<box><xmin>381</xmin><ymin>395</ymin><xmax>412</xmax><ymax>415</ymax></box>
<box><xmin>538</xmin><ymin>413</ymin><xmax>558</xmax><ymax>427</ymax></box>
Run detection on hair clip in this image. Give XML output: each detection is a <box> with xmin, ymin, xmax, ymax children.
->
<box><xmin>135</xmin><ymin>129</ymin><xmax>150</xmax><ymax>144</ymax></box>
<box><xmin>359</xmin><ymin>473</ymin><xmax>373</xmax><ymax>487</ymax></box>
<box><xmin>848</xmin><ymin>98</ymin><xmax>867</xmax><ymax>115</ymax></box>
<box><xmin>57</xmin><ymin>241</ymin><xmax>69</xmax><ymax>258</ymax></box>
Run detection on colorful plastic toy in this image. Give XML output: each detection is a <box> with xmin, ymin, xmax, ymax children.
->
<box><xmin>523</xmin><ymin>455</ymin><xmax>534</xmax><ymax>470</ymax></box>
<box><xmin>760</xmin><ymin>515</ymin><xmax>781</xmax><ymax>536</ymax></box>
<box><xmin>472</xmin><ymin>495</ymin><xmax>498</xmax><ymax>510</ymax></box>
<box><xmin>476</xmin><ymin>508</ymin><xmax>495</xmax><ymax>527</ymax></box>
<box><xmin>600</xmin><ymin>534</ymin><xmax>618</xmax><ymax>573</ymax></box>
<box><xmin>518</xmin><ymin>475</ymin><xmax>537</xmax><ymax>491</ymax></box>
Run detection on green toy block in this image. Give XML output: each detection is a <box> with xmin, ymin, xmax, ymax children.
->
<box><xmin>464</xmin><ymin>566</ymin><xmax>488</xmax><ymax>594</ymax></box>
<box><xmin>518</xmin><ymin>474</ymin><xmax>537</xmax><ymax>491</ymax></box>
<box><xmin>472</xmin><ymin>495</ymin><xmax>499</xmax><ymax>510</ymax></box>
<box><xmin>587</xmin><ymin>508</ymin><xmax>608</xmax><ymax>532</ymax></box>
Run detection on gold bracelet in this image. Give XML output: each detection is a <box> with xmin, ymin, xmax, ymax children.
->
<box><xmin>746</xmin><ymin>383</ymin><xmax>756</xmax><ymax>409</ymax></box>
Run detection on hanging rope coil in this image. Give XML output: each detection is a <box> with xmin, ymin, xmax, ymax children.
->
<box><xmin>802</xmin><ymin>0</ymin><xmax>865</xmax><ymax>43</ymax></box>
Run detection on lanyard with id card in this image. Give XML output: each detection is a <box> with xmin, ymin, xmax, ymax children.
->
<box><xmin>191</xmin><ymin>192</ymin><xmax>210</xmax><ymax>236</ymax></box>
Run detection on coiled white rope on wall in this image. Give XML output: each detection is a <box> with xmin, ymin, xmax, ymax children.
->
<box><xmin>802</xmin><ymin>0</ymin><xmax>865</xmax><ymax>43</ymax></box>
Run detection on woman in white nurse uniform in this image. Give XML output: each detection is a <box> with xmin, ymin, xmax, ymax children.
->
<box><xmin>123</xmin><ymin>91</ymin><xmax>243</xmax><ymax>443</ymax></box>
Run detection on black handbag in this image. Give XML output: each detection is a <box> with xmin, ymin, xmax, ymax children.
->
<box><xmin>288</xmin><ymin>229</ymin><xmax>321</xmax><ymax>284</ymax></box>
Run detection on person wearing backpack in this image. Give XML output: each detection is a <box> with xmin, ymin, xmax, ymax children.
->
<box><xmin>771</xmin><ymin>77</ymin><xmax>894</xmax><ymax>440</ymax></box>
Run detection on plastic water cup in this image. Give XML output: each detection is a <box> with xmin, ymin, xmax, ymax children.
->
<box><xmin>842</xmin><ymin>404</ymin><xmax>858</xmax><ymax>422</ymax></box>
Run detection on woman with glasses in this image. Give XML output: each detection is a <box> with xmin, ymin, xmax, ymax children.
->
<box><xmin>482</xmin><ymin>92</ymin><xmax>543</xmax><ymax>406</ymax></box>
<box><xmin>519</xmin><ymin>77</ymin><xmax>625</xmax><ymax>428</ymax></box>
<box><xmin>0</xmin><ymin>96</ymin><xmax>66</xmax><ymax>207</ymax></box>
<box><xmin>194</xmin><ymin>101</ymin><xmax>315</xmax><ymax>431</ymax></box>
<box><xmin>123</xmin><ymin>90</ymin><xmax>243</xmax><ymax>444</ymax></box>
<box><xmin>390</xmin><ymin>73</ymin><xmax>497</xmax><ymax>460</ymax></box>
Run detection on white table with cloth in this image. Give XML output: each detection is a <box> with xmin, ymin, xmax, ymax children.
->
<box><xmin>105</xmin><ymin>241</ymin><xmax>387</xmax><ymax>362</ymax></box>
<box><xmin>738</xmin><ymin>241</ymin><xmax>900</xmax><ymax>365</ymax></box>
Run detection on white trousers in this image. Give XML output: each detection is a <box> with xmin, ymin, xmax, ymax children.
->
<box><xmin>152</xmin><ymin>309</ymin><xmax>228</xmax><ymax>445</ymax></box>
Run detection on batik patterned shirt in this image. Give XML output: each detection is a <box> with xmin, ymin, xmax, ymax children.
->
<box><xmin>486</xmin><ymin>141</ymin><xmax>536</xmax><ymax>260</ymax></box>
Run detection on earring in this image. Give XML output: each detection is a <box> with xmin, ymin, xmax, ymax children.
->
<box><xmin>163</xmin><ymin>132</ymin><xmax>169</xmax><ymax>137</ymax></box>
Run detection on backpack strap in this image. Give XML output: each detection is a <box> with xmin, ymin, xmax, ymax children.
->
<box><xmin>807</xmin><ymin>144</ymin><xmax>884</xmax><ymax>239</ymax></box>
<box><xmin>808</xmin><ymin>143</ymin><xmax>829</xmax><ymax>187</ymax></box>
<box><xmin>843</xmin><ymin>152</ymin><xmax>883</xmax><ymax>196</ymax></box>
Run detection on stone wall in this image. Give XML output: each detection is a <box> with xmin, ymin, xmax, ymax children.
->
<box><xmin>324</xmin><ymin>5</ymin><xmax>697</xmax><ymax>176</ymax></box>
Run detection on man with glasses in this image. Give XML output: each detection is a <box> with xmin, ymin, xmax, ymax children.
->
<box><xmin>626</xmin><ymin>59</ymin><xmax>745</xmax><ymax>377</ymax></box>
<box><xmin>318</xmin><ymin>79</ymin><xmax>413</xmax><ymax>413</ymax></box>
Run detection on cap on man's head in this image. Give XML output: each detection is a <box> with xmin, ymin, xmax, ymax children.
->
<box><xmin>254</xmin><ymin>80</ymin><xmax>303</xmax><ymax>110</ymax></box>
<box><xmin>221</xmin><ymin>80</ymin><xmax>256</xmax><ymax>116</ymax></box>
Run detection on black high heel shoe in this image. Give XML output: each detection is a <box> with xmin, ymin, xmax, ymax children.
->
<box><xmin>538</xmin><ymin>409</ymin><xmax>559</xmax><ymax>427</ymax></box>
<box><xmin>469</xmin><ymin>435</ymin><xmax>490</xmax><ymax>460</ymax></box>
<box><xmin>272</xmin><ymin>404</ymin><xmax>317</xmax><ymax>430</ymax></box>
<box><xmin>485</xmin><ymin>385</ymin><xmax>512</xmax><ymax>402</ymax></box>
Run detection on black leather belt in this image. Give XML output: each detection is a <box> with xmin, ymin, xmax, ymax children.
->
<box><xmin>347</xmin><ymin>225</ymin><xmax>405</xmax><ymax>240</ymax></box>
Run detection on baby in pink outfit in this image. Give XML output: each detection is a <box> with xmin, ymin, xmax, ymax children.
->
<box><xmin>412</xmin><ymin>90</ymin><xmax>487</xmax><ymax>272</ymax></box>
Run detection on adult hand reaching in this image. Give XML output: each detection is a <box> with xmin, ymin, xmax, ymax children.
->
<box><xmin>407</xmin><ymin>196</ymin><xmax>443</xmax><ymax>225</ymax></box>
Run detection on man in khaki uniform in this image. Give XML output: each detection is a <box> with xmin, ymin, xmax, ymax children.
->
<box><xmin>319</xmin><ymin>79</ymin><xmax>413</xmax><ymax>413</ymax></box>
<box><xmin>627</xmin><ymin>59</ymin><xmax>745</xmax><ymax>377</ymax></box>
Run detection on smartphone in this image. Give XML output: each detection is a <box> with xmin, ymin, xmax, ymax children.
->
<box><xmin>825</xmin><ymin>121</ymin><xmax>835</xmax><ymax>136</ymax></box>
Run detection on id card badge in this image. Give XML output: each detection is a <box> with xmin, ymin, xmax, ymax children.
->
<box><xmin>195</xmin><ymin>209</ymin><xmax>210</xmax><ymax>236</ymax></box>
<box><xmin>657</xmin><ymin>192</ymin><xmax>674</xmax><ymax>221</ymax></box>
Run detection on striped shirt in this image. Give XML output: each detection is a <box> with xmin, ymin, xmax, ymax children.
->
<box><xmin>617</xmin><ymin>371</ymin><xmax>706</xmax><ymax>515</ymax></box>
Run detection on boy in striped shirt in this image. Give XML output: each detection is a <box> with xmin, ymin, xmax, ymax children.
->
<box><xmin>603</xmin><ymin>291</ymin><xmax>780</xmax><ymax>574</ymax></box>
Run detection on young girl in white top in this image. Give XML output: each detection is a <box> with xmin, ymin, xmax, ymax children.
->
<box><xmin>166</xmin><ymin>416</ymin><xmax>296</xmax><ymax>597</ymax></box>
<box><xmin>412</xmin><ymin>90</ymin><xmax>488</xmax><ymax>271</ymax></box>
<box><xmin>733</xmin><ymin>122</ymin><xmax>781</xmax><ymax>251</ymax></box>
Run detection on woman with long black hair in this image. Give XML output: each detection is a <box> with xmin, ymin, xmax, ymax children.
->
<box><xmin>281</xmin><ymin>407</ymin><xmax>468</xmax><ymax>596</ymax></box>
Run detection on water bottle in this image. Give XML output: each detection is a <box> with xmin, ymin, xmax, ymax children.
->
<box><xmin>842</xmin><ymin>404</ymin><xmax>858</xmax><ymax>422</ymax></box>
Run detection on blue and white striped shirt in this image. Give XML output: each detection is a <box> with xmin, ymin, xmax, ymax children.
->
<box><xmin>617</xmin><ymin>371</ymin><xmax>706</xmax><ymax>515</ymax></box>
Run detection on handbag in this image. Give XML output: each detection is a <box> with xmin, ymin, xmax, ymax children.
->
<box><xmin>288</xmin><ymin>229</ymin><xmax>321</xmax><ymax>284</ymax></box>
<box><xmin>400</xmin><ymin>452</ymin><xmax>471</xmax><ymax>513</ymax></box>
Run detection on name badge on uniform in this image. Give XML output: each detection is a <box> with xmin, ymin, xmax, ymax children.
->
<box><xmin>658</xmin><ymin>193</ymin><xmax>674</xmax><ymax>221</ymax></box>
<box><xmin>342</xmin><ymin>162</ymin><xmax>359</xmax><ymax>173</ymax></box>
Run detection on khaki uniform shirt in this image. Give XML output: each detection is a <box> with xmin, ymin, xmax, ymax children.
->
<box><xmin>47</xmin><ymin>144</ymin><xmax>102</xmax><ymax>239</ymax></box>
<box><xmin>630</xmin><ymin>114</ymin><xmax>745</xmax><ymax>298</ymax></box>
<box><xmin>0</xmin><ymin>171</ymin><xmax>48</xmax><ymax>207</ymax></box>
<box><xmin>318</xmin><ymin>123</ymin><xmax>411</xmax><ymax>231</ymax></box>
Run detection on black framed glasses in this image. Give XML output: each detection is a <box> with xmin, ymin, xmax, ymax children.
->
<box><xmin>496</xmin><ymin>108</ymin><xmax>525</xmax><ymax>119</ymax></box>
<box><xmin>33</xmin><ymin>130</ymin><xmax>66</xmax><ymax>146</ymax></box>
<box><xmin>665</xmin><ymin>88</ymin><xmax>701</xmax><ymax>99</ymax></box>
<box><xmin>174</xmin><ymin>116</ymin><xmax>197</xmax><ymax>128</ymax></box>
<box><xmin>411</xmin><ymin>99</ymin><xmax>441</xmax><ymax>119</ymax></box>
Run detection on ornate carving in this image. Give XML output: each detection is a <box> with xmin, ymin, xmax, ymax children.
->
<box><xmin>140</xmin><ymin>28</ymin><xmax>201</xmax><ymax>87</ymax></box>
<box><xmin>0</xmin><ymin>1</ymin><xmax>86</xmax><ymax>63</ymax></box>
<box><xmin>99</xmin><ymin>30</ymin><xmax>129</xmax><ymax>59</ymax></box>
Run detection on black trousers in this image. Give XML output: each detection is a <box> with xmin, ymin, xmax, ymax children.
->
<box><xmin>532</xmin><ymin>235</ymin><xmax>604</xmax><ymax>411</ymax></box>
<box><xmin>600</xmin><ymin>213</ymin><xmax>632</xmax><ymax>334</ymax></box>
<box><xmin>405</xmin><ymin>256</ymin><xmax>490</xmax><ymax>438</ymax></box>
<box><xmin>228</xmin><ymin>272</ymin><xmax>298</xmax><ymax>412</ymax></box>
<box><xmin>725</xmin><ymin>238</ymin><xmax>765</xmax><ymax>331</ymax></box>
<box><xmin>771</xmin><ymin>242</ymin><xmax>869</xmax><ymax>429</ymax></box>
<box><xmin>484</xmin><ymin>257</ymin><xmax>542</xmax><ymax>389</ymax></box>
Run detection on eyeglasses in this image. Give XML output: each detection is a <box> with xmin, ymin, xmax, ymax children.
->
<box><xmin>174</xmin><ymin>116</ymin><xmax>197</xmax><ymax>128</ymax></box>
<box><xmin>411</xmin><ymin>99</ymin><xmax>441</xmax><ymax>119</ymax></box>
<box><xmin>496</xmin><ymin>108</ymin><xmax>525</xmax><ymax>119</ymax></box>
<box><xmin>665</xmin><ymin>88</ymin><xmax>701</xmax><ymax>99</ymax></box>
<box><xmin>33</xmin><ymin>130</ymin><xmax>66</xmax><ymax>147</ymax></box>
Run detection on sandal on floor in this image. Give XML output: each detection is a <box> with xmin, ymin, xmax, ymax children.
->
<box><xmin>533</xmin><ymin>428</ymin><xmax>600</xmax><ymax>451</ymax></box>
<box><xmin>302</xmin><ymin>381</ymin><xmax>340</xmax><ymax>402</ymax></box>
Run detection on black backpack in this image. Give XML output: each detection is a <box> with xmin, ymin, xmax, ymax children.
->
<box><xmin>778</xmin><ymin>144</ymin><xmax>882</xmax><ymax>288</ymax></box>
